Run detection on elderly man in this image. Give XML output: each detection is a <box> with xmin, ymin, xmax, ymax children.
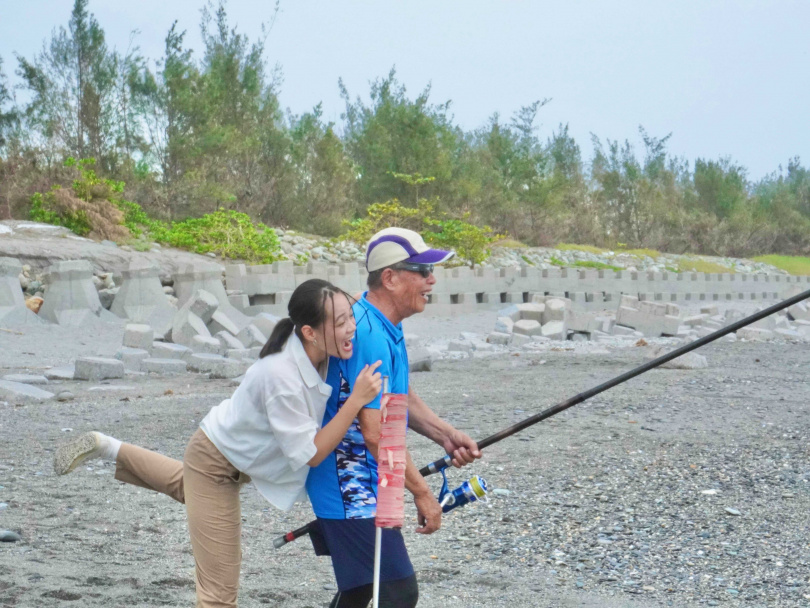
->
<box><xmin>306</xmin><ymin>227</ymin><xmax>481</xmax><ymax>608</ymax></box>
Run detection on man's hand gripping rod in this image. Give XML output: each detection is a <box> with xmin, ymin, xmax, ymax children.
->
<box><xmin>274</xmin><ymin>287</ymin><xmax>810</xmax><ymax>548</ymax></box>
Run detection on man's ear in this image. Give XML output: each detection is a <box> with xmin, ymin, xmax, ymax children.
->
<box><xmin>380</xmin><ymin>268</ymin><xmax>398</xmax><ymax>291</ymax></box>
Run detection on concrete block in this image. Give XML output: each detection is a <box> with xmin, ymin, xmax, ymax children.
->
<box><xmin>542</xmin><ymin>299</ymin><xmax>568</xmax><ymax>324</ymax></box>
<box><xmin>700</xmin><ymin>305</ymin><xmax>720</xmax><ymax>316</ymax></box>
<box><xmin>616</xmin><ymin>299</ymin><xmax>680</xmax><ymax>337</ymax></box>
<box><xmin>404</xmin><ymin>333</ymin><xmax>420</xmax><ymax>348</ymax></box>
<box><xmin>208</xmin><ymin>309</ymin><xmax>242</xmax><ymax>336</ymax></box>
<box><xmin>227</xmin><ymin>293</ymin><xmax>250</xmax><ymax>311</ymax></box>
<box><xmin>110</xmin><ymin>260</ymin><xmax>176</xmax><ymax>339</ymax></box>
<box><xmin>513</xmin><ymin>319</ymin><xmax>543</xmax><ymax>336</ymax></box>
<box><xmin>214</xmin><ymin>331</ymin><xmax>245</xmax><ymax>351</ymax></box>
<box><xmin>151</xmin><ymin>341</ymin><xmax>193</xmax><ymax>361</ymax></box>
<box><xmin>142</xmin><ymin>358</ymin><xmax>188</xmax><ymax>374</ymax></box>
<box><xmin>226</xmin><ymin>348</ymin><xmax>253</xmax><ymax>359</ymax></box>
<box><xmin>409</xmin><ymin>348</ymin><xmax>433</xmax><ymax>372</ymax></box>
<box><xmin>171</xmin><ymin>310</ymin><xmax>210</xmax><ymax>348</ymax></box>
<box><xmin>39</xmin><ymin>260</ymin><xmax>121</xmax><ymax>326</ymax></box>
<box><xmin>74</xmin><ymin>357</ymin><xmax>125</xmax><ymax>381</ymax></box>
<box><xmin>2</xmin><ymin>374</ymin><xmax>48</xmax><ymax>385</ymax></box>
<box><xmin>683</xmin><ymin>314</ymin><xmax>709</xmax><ymax>328</ymax></box>
<box><xmin>515</xmin><ymin>303</ymin><xmax>545</xmax><ymax>322</ymax></box>
<box><xmin>0</xmin><ymin>380</ymin><xmax>54</xmax><ymax>403</ymax></box>
<box><xmin>612</xmin><ymin>325</ymin><xmax>638</xmax><ymax>337</ymax></box>
<box><xmin>774</xmin><ymin>328</ymin><xmax>802</xmax><ymax>340</ymax></box>
<box><xmin>0</xmin><ymin>257</ymin><xmax>46</xmax><ymax>328</ymax></box>
<box><xmin>541</xmin><ymin>321</ymin><xmax>567</xmax><ymax>340</ymax></box>
<box><xmin>750</xmin><ymin>314</ymin><xmax>777</xmax><ymax>330</ymax></box>
<box><xmin>45</xmin><ymin>366</ymin><xmax>75</xmax><ymax>381</ymax></box>
<box><xmin>123</xmin><ymin>324</ymin><xmax>155</xmax><ymax>350</ymax></box>
<box><xmin>567</xmin><ymin>310</ymin><xmax>601</xmax><ymax>333</ymax></box>
<box><xmin>447</xmin><ymin>340</ymin><xmax>472</xmax><ymax>352</ymax></box>
<box><xmin>249</xmin><ymin>313</ymin><xmax>279</xmax><ymax>340</ymax></box>
<box><xmin>569</xmin><ymin>332</ymin><xmax>590</xmax><ymax>342</ymax></box>
<box><xmin>173</xmin><ymin>264</ymin><xmax>252</xmax><ymax>335</ymax></box>
<box><xmin>787</xmin><ymin>302</ymin><xmax>810</xmax><ymax>322</ymax></box>
<box><xmin>486</xmin><ymin>332</ymin><xmax>511</xmax><ymax>345</ymax></box>
<box><xmin>192</xmin><ymin>335</ymin><xmax>223</xmax><ymax>354</ymax></box>
<box><xmin>187</xmin><ymin>354</ymin><xmax>244</xmax><ymax>378</ymax></box>
<box><xmin>509</xmin><ymin>333</ymin><xmax>531</xmax><ymax>347</ymax></box>
<box><xmin>724</xmin><ymin>309</ymin><xmax>745</xmax><ymax>323</ymax></box>
<box><xmin>188</xmin><ymin>289</ymin><xmax>219</xmax><ymax>324</ymax></box>
<box><xmin>498</xmin><ymin>305</ymin><xmax>521</xmax><ymax>322</ymax></box>
<box><xmin>114</xmin><ymin>347</ymin><xmax>150</xmax><ymax>371</ymax></box>
<box><xmin>736</xmin><ymin>327</ymin><xmax>774</xmax><ymax>341</ymax></box>
<box><xmin>494</xmin><ymin>316</ymin><xmax>514</xmax><ymax>334</ymax></box>
<box><xmin>794</xmin><ymin>324</ymin><xmax>810</xmax><ymax>340</ymax></box>
<box><xmin>237</xmin><ymin>324</ymin><xmax>267</xmax><ymax>348</ymax></box>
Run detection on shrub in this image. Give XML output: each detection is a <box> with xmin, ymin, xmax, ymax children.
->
<box><xmin>573</xmin><ymin>260</ymin><xmax>622</xmax><ymax>271</ymax></box>
<box><xmin>342</xmin><ymin>198</ymin><xmax>502</xmax><ymax>268</ymax></box>
<box><xmin>163</xmin><ymin>209</ymin><xmax>282</xmax><ymax>264</ymax></box>
<box><xmin>29</xmin><ymin>158</ymin><xmax>130</xmax><ymax>241</ymax></box>
<box><xmin>677</xmin><ymin>258</ymin><xmax>734</xmax><ymax>274</ymax></box>
<box><xmin>751</xmin><ymin>255</ymin><xmax>810</xmax><ymax>276</ymax></box>
<box><xmin>555</xmin><ymin>243</ymin><xmax>608</xmax><ymax>255</ymax></box>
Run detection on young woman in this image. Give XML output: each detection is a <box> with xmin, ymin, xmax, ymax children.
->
<box><xmin>53</xmin><ymin>279</ymin><xmax>382</xmax><ymax>608</ymax></box>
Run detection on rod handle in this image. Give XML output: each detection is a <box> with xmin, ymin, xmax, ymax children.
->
<box><xmin>272</xmin><ymin>523</ymin><xmax>312</xmax><ymax>548</ymax></box>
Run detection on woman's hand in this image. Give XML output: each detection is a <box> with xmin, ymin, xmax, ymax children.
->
<box><xmin>349</xmin><ymin>360</ymin><xmax>383</xmax><ymax>407</ymax></box>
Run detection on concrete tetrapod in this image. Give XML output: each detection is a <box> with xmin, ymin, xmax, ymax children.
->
<box><xmin>0</xmin><ymin>257</ymin><xmax>46</xmax><ymax>328</ymax></box>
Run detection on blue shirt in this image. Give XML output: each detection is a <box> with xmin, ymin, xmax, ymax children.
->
<box><xmin>306</xmin><ymin>293</ymin><xmax>410</xmax><ymax>519</ymax></box>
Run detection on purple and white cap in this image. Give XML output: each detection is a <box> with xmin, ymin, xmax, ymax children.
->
<box><xmin>365</xmin><ymin>227</ymin><xmax>454</xmax><ymax>272</ymax></box>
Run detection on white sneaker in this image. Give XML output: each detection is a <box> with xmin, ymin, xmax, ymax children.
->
<box><xmin>53</xmin><ymin>432</ymin><xmax>104</xmax><ymax>475</ymax></box>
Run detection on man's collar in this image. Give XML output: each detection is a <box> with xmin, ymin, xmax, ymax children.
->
<box><xmin>356</xmin><ymin>292</ymin><xmax>404</xmax><ymax>344</ymax></box>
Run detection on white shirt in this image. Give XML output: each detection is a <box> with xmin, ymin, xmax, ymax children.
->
<box><xmin>200</xmin><ymin>333</ymin><xmax>332</xmax><ymax>511</ymax></box>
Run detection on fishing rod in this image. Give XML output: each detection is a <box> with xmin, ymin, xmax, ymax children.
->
<box><xmin>274</xmin><ymin>287</ymin><xmax>810</xmax><ymax>549</ymax></box>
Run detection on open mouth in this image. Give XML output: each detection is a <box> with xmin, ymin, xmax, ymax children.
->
<box><xmin>341</xmin><ymin>337</ymin><xmax>354</xmax><ymax>354</ymax></box>
<box><xmin>421</xmin><ymin>290</ymin><xmax>431</xmax><ymax>302</ymax></box>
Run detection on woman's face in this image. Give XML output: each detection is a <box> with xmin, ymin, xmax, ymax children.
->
<box><xmin>320</xmin><ymin>293</ymin><xmax>356</xmax><ymax>360</ymax></box>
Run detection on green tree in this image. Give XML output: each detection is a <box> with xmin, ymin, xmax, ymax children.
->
<box><xmin>0</xmin><ymin>56</ymin><xmax>18</xmax><ymax>150</ymax></box>
<box><xmin>341</xmin><ymin>68</ymin><xmax>461</xmax><ymax>207</ymax></box>
<box><xmin>17</xmin><ymin>0</ymin><xmax>118</xmax><ymax>168</ymax></box>
<box><xmin>693</xmin><ymin>157</ymin><xmax>748</xmax><ymax>218</ymax></box>
<box><xmin>287</xmin><ymin>105</ymin><xmax>357</xmax><ymax>235</ymax></box>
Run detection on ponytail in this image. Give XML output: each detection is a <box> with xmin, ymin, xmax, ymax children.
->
<box><xmin>260</xmin><ymin>317</ymin><xmax>295</xmax><ymax>358</ymax></box>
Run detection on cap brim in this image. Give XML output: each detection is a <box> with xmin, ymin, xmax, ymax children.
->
<box><xmin>406</xmin><ymin>249</ymin><xmax>454</xmax><ymax>265</ymax></box>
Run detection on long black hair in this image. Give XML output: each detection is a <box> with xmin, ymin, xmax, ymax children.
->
<box><xmin>259</xmin><ymin>279</ymin><xmax>351</xmax><ymax>358</ymax></box>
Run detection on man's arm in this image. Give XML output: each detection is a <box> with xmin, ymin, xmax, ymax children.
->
<box><xmin>358</xmin><ymin>407</ymin><xmax>442</xmax><ymax>534</ymax></box>
<box><xmin>407</xmin><ymin>386</ymin><xmax>481</xmax><ymax>467</ymax></box>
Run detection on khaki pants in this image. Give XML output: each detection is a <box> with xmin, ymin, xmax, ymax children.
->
<box><xmin>115</xmin><ymin>428</ymin><xmax>249</xmax><ymax>608</ymax></box>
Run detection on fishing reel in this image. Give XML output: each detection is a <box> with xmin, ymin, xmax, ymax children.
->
<box><xmin>438</xmin><ymin>469</ymin><xmax>488</xmax><ymax>513</ymax></box>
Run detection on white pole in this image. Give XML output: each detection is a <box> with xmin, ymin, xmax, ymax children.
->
<box><xmin>373</xmin><ymin>375</ymin><xmax>389</xmax><ymax>608</ymax></box>
<box><xmin>372</xmin><ymin>526</ymin><xmax>382</xmax><ymax>608</ymax></box>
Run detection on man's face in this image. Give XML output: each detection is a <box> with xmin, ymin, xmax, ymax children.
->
<box><xmin>391</xmin><ymin>265</ymin><xmax>437</xmax><ymax>317</ymax></box>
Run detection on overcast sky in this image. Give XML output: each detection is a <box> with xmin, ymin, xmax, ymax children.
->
<box><xmin>2</xmin><ymin>0</ymin><xmax>808</xmax><ymax>181</ymax></box>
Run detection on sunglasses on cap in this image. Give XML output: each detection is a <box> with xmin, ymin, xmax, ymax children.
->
<box><xmin>390</xmin><ymin>262</ymin><xmax>434</xmax><ymax>278</ymax></box>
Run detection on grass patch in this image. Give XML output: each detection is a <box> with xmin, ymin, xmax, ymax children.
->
<box><xmin>751</xmin><ymin>255</ymin><xmax>810</xmax><ymax>276</ymax></box>
<box><xmin>677</xmin><ymin>258</ymin><xmax>734</xmax><ymax>274</ymax></box>
<box><xmin>573</xmin><ymin>260</ymin><xmax>622</xmax><ymax>271</ymax></box>
<box><xmin>549</xmin><ymin>256</ymin><xmax>566</xmax><ymax>267</ymax></box>
<box><xmin>555</xmin><ymin>243</ymin><xmax>608</xmax><ymax>254</ymax></box>
<box><xmin>615</xmin><ymin>247</ymin><xmax>660</xmax><ymax>259</ymax></box>
<box><xmin>493</xmin><ymin>238</ymin><xmax>529</xmax><ymax>248</ymax></box>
